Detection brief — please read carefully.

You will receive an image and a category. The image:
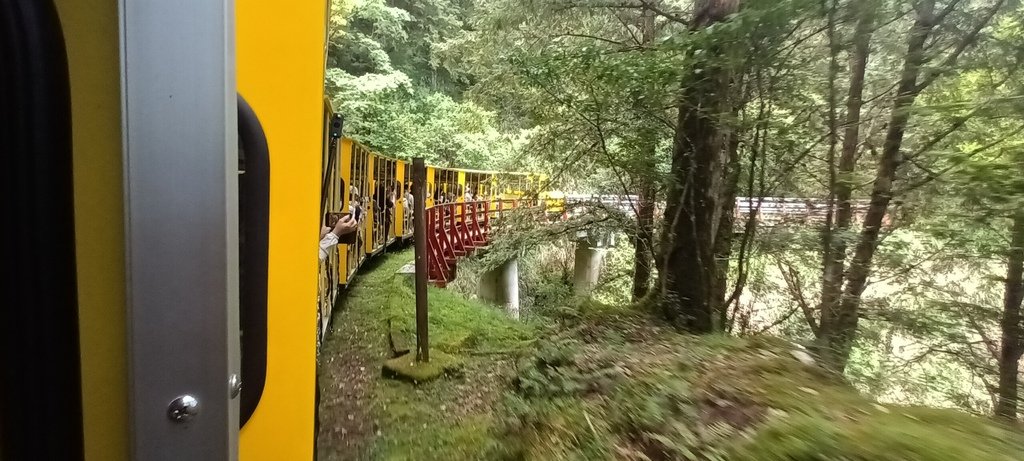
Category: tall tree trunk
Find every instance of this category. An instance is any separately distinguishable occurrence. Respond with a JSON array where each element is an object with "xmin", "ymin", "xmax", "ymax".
[
  {"xmin": 631, "ymin": 5, "xmax": 657, "ymax": 303},
  {"xmin": 996, "ymin": 212, "xmax": 1024, "ymax": 421},
  {"xmin": 633, "ymin": 180, "xmax": 656, "ymax": 301},
  {"xmin": 713, "ymin": 132, "xmax": 741, "ymax": 329},
  {"xmin": 817, "ymin": 1, "xmax": 874, "ymax": 347},
  {"xmin": 818, "ymin": 0, "xmax": 842, "ymax": 339},
  {"xmin": 819, "ymin": 0, "xmax": 841, "ymax": 313},
  {"xmin": 658, "ymin": 0, "xmax": 741, "ymax": 333},
  {"xmin": 825, "ymin": 0, "xmax": 934, "ymax": 371}
]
